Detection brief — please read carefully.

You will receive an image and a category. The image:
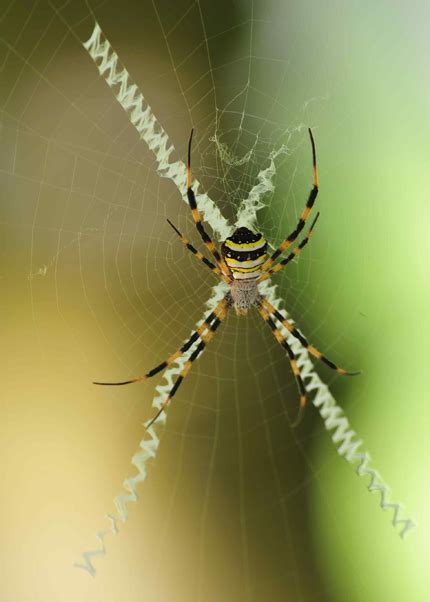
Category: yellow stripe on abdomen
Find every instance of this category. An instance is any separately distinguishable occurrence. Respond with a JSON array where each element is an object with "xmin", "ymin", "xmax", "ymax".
[
  {"xmin": 225, "ymin": 254, "xmax": 267, "ymax": 268},
  {"xmin": 228, "ymin": 264, "xmax": 263, "ymax": 273},
  {"xmin": 224, "ymin": 237, "xmax": 266, "ymax": 251}
]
